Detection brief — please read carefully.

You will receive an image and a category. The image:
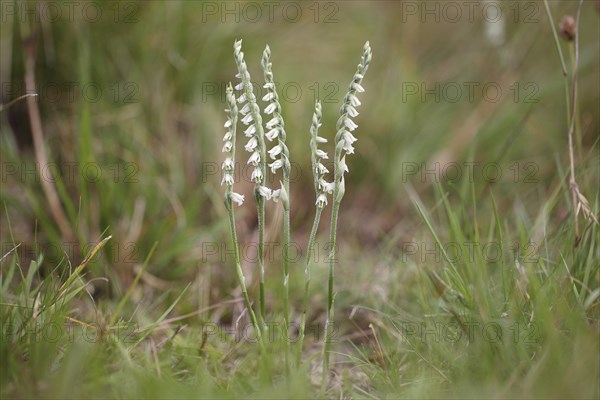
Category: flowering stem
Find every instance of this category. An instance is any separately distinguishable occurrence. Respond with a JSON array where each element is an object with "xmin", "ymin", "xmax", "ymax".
[
  {"xmin": 234, "ymin": 39, "xmax": 268, "ymax": 331},
  {"xmin": 322, "ymin": 197, "xmax": 340, "ymax": 392},
  {"xmin": 297, "ymin": 206, "xmax": 323, "ymax": 366},
  {"xmin": 321, "ymin": 41, "xmax": 371, "ymax": 391},
  {"xmin": 261, "ymin": 44, "xmax": 292, "ymax": 371},
  {"xmin": 222, "ymin": 83, "xmax": 261, "ymax": 343}
]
